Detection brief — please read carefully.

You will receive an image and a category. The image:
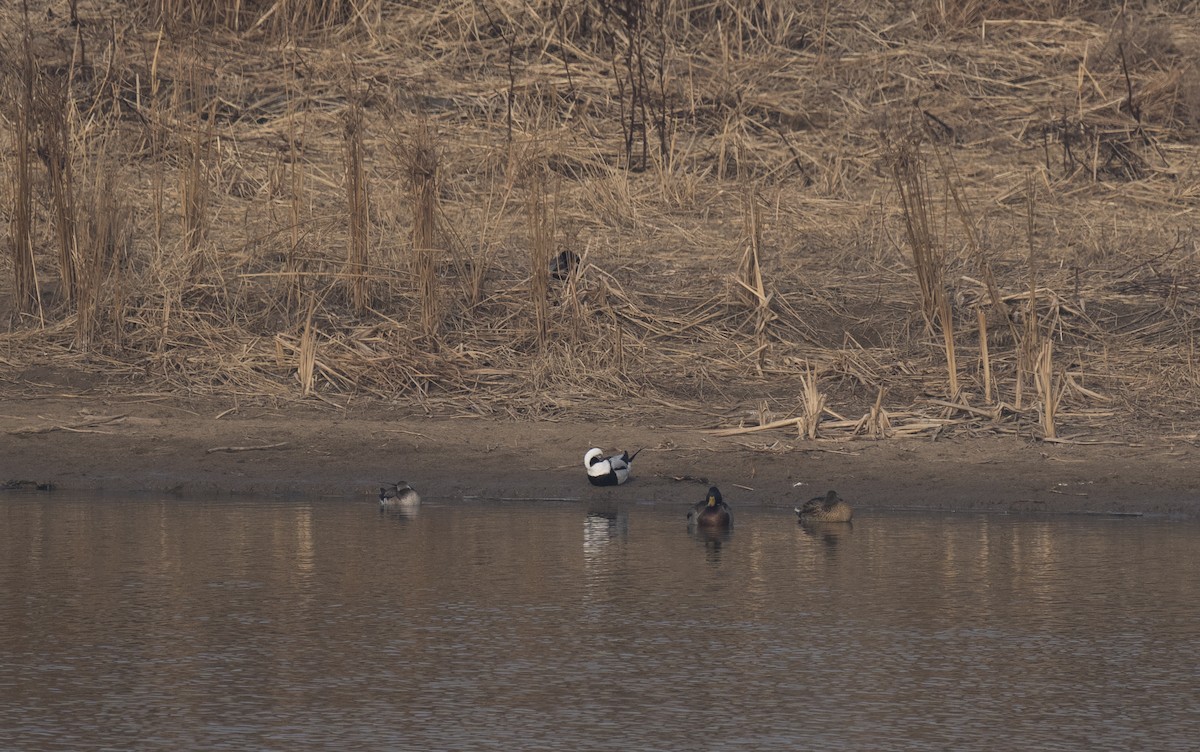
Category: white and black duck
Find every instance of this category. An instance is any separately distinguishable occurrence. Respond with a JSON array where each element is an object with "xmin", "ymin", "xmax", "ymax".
[{"xmin": 584, "ymin": 447, "xmax": 642, "ymax": 486}]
